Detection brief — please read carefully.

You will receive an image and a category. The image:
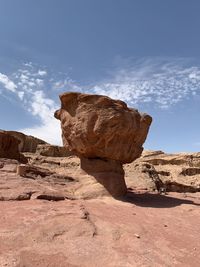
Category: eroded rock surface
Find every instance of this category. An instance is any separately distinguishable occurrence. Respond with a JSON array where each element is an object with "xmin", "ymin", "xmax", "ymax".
[
  {"xmin": 36, "ymin": 144, "xmax": 72, "ymax": 157},
  {"xmin": 0, "ymin": 130, "xmax": 47, "ymax": 153},
  {"xmin": 0, "ymin": 158, "xmax": 76, "ymax": 201},
  {"xmin": 1, "ymin": 148, "xmax": 199, "ymax": 202},
  {"xmin": 76, "ymin": 157, "xmax": 127, "ymax": 198},
  {"xmin": 0, "ymin": 132, "xmax": 27, "ymax": 163},
  {"xmin": 125, "ymin": 150, "xmax": 200, "ymax": 193},
  {"xmin": 55, "ymin": 92, "xmax": 152, "ymax": 197},
  {"xmin": 55, "ymin": 92, "xmax": 152, "ymax": 163}
]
